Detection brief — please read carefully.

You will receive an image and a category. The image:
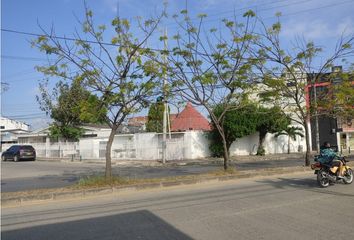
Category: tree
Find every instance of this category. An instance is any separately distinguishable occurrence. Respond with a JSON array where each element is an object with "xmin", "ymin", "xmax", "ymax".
[
  {"xmin": 36, "ymin": 78, "xmax": 105, "ymax": 140},
  {"xmin": 275, "ymin": 126, "xmax": 304, "ymax": 154},
  {"xmin": 255, "ymin": 106, "xmax": 290, "ymax": 155},
  {"xmin": 318, "ymin": 66, "xmax": 354, "ymax": 120},
  {"xmin": 255, "ymin": 14, "xmax": 354, "ymax": 165},
  {"xmin": 145, "ymin": 98, "xmax": 170, "ymax": 133},
  {"xmin": 165, "ymin": 10, "xmax": 259, "ymax": 170},
  {"xmin": 208, "ymin": 104, "xmax": 259, "ymax": 157},
  {"xmin": 208, "ymin": 104, "xmax": 289, "ymax": 157},
  {"xmin": 32, "ymin": 5, "xmax": 164, "ymax": 179}
]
